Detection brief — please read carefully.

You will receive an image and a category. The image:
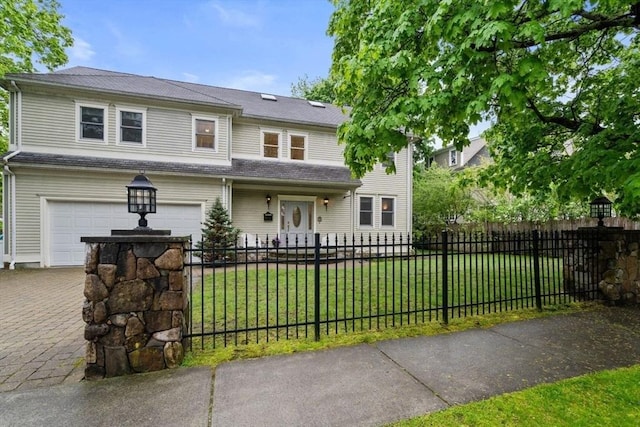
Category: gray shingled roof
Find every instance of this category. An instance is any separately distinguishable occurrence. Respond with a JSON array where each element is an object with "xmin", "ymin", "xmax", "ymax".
[
  {"xmin": 3, "ymin": 67, "xmax": 347, "ymax": 128},
  {"xmin": 3, "ymin": 152, "xmax": 361, "ymax": 189}
]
